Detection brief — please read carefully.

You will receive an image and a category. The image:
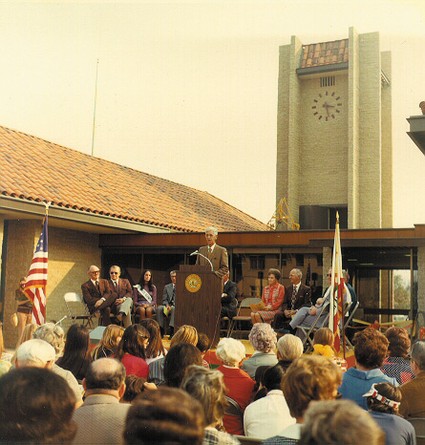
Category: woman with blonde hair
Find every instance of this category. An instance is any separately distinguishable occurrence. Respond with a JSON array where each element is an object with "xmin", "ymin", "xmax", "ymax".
[
  {"xmin": 181, "ymin": 365, "xmax": 239, "ymax": 445},
  {"xmin": 148, "ymin": 324, "xmax": 199, "ymax": 385},
  {"xmin": 92, "ymin": 324, "xmax": 125, "ymax": 360}
]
